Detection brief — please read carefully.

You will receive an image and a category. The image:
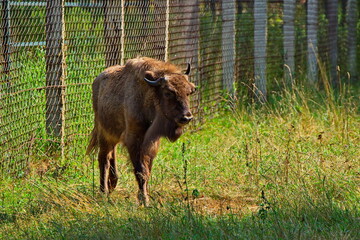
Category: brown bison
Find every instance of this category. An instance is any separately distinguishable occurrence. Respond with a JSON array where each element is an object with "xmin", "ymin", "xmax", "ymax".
[{"xmin": 86, "ymin": 57, "xmax": 196, "ymax": 206}]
